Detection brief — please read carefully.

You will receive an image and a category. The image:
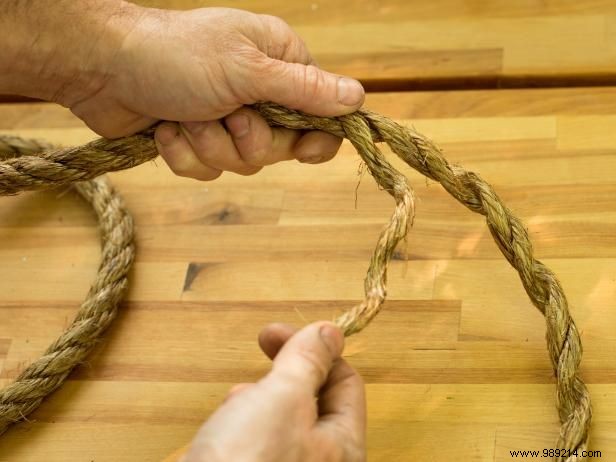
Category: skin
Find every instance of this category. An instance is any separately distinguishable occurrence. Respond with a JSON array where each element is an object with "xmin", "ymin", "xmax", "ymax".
[
  {"xmin": 181, "ymin": 322, "xmax": 366, "ymax": 462},
  {"xmin": 1, "ymin": 1, "xmax": 366, "ymax": 180},
  {"xmin": 0, "ymin": 1, "xmax": 367, "ymax": 460}
]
